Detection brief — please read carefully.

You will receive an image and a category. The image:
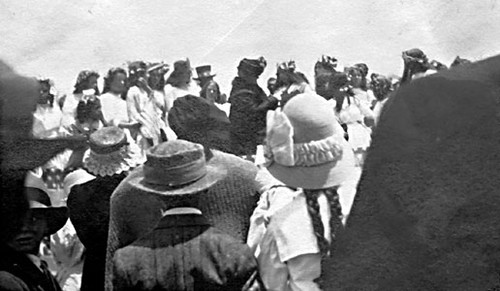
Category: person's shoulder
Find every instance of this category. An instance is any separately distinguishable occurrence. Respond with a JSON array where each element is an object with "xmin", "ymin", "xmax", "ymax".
[
  {"xmin": 0, "ymin": 271, "xmax": 29, "ymax": 291},
  {"xmin": 212, "ymin": 150, "xmax": 258, "ymax": 172}
]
